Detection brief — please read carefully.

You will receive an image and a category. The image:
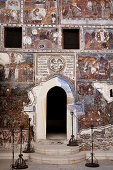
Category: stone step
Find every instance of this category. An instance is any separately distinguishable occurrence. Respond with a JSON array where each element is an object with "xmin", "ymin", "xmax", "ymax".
[
  {"xmin": 30, "ymin": 151, "xmax": 86, "ymax": 164},
  {"xmin": 0, "ymin": 152, "xmax": 29, "ymax": 160},
  {"xmin": 34, "ymin": 144, "xmax": 79, "ymax": 156},
  {"xmin": 36, "ymin": 139, "xmax": 68, "ymax": 145}
]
